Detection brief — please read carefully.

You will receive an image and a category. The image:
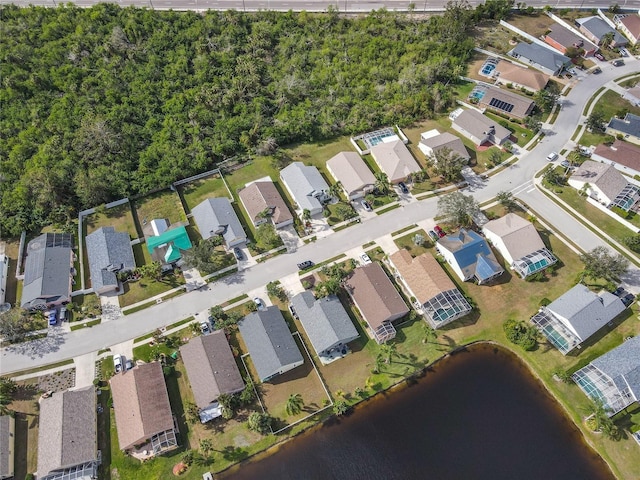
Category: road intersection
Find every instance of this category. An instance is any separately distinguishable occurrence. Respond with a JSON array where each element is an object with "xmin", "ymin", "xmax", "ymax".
[{"xmin": 1, "ymin": 53, "xmax": 639, "ymax": 375}]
